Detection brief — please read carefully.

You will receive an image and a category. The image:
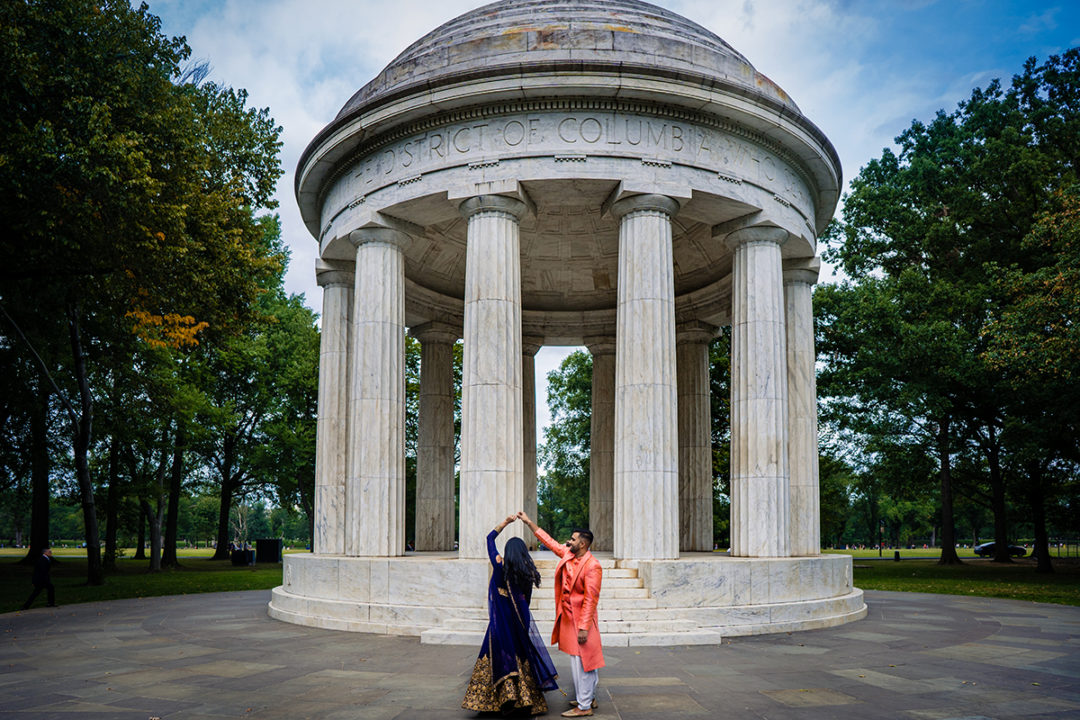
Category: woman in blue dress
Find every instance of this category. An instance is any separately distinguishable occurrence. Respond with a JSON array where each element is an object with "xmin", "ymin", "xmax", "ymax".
[{"xmin": 462, "ymin": 515, "xmax": 559, "ymax": 715}]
